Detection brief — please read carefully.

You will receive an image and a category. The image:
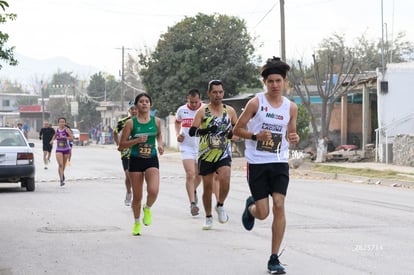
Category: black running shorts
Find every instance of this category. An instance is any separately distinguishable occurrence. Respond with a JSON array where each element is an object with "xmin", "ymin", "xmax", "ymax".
[
  {"xmin": 247, "ymin": 162, "xmax": 289, "ymax": 199},
  {"xmin": 198, "ymin": 157, "xmax": 232, "ymax": 176},
  {"xmin": 129, "ymin": 156, "xmax": 159, "ymax": 172},
  {"xmin": 121, "ymin": 156, "xmax": 129, "ymax": 171}
]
